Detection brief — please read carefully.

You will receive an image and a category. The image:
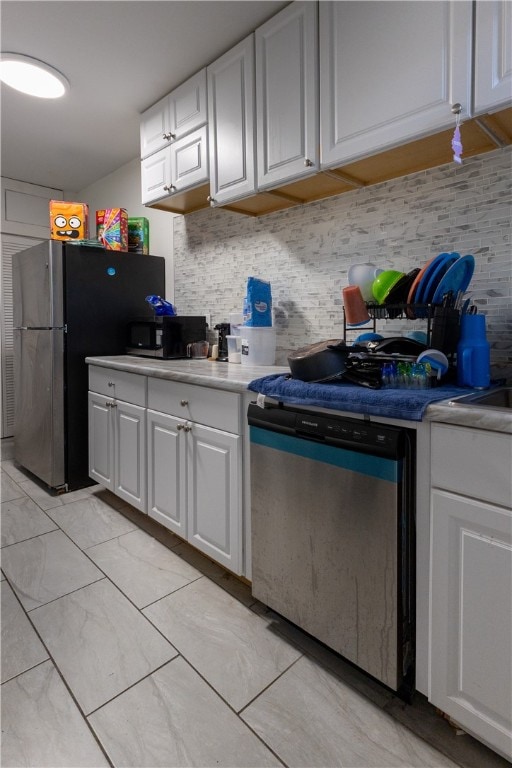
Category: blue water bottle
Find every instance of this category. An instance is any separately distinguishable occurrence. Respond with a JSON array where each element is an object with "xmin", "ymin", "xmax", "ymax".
[{"xmin": 457, "ymin": 313, "xmax": 490, "ymax": 389}]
